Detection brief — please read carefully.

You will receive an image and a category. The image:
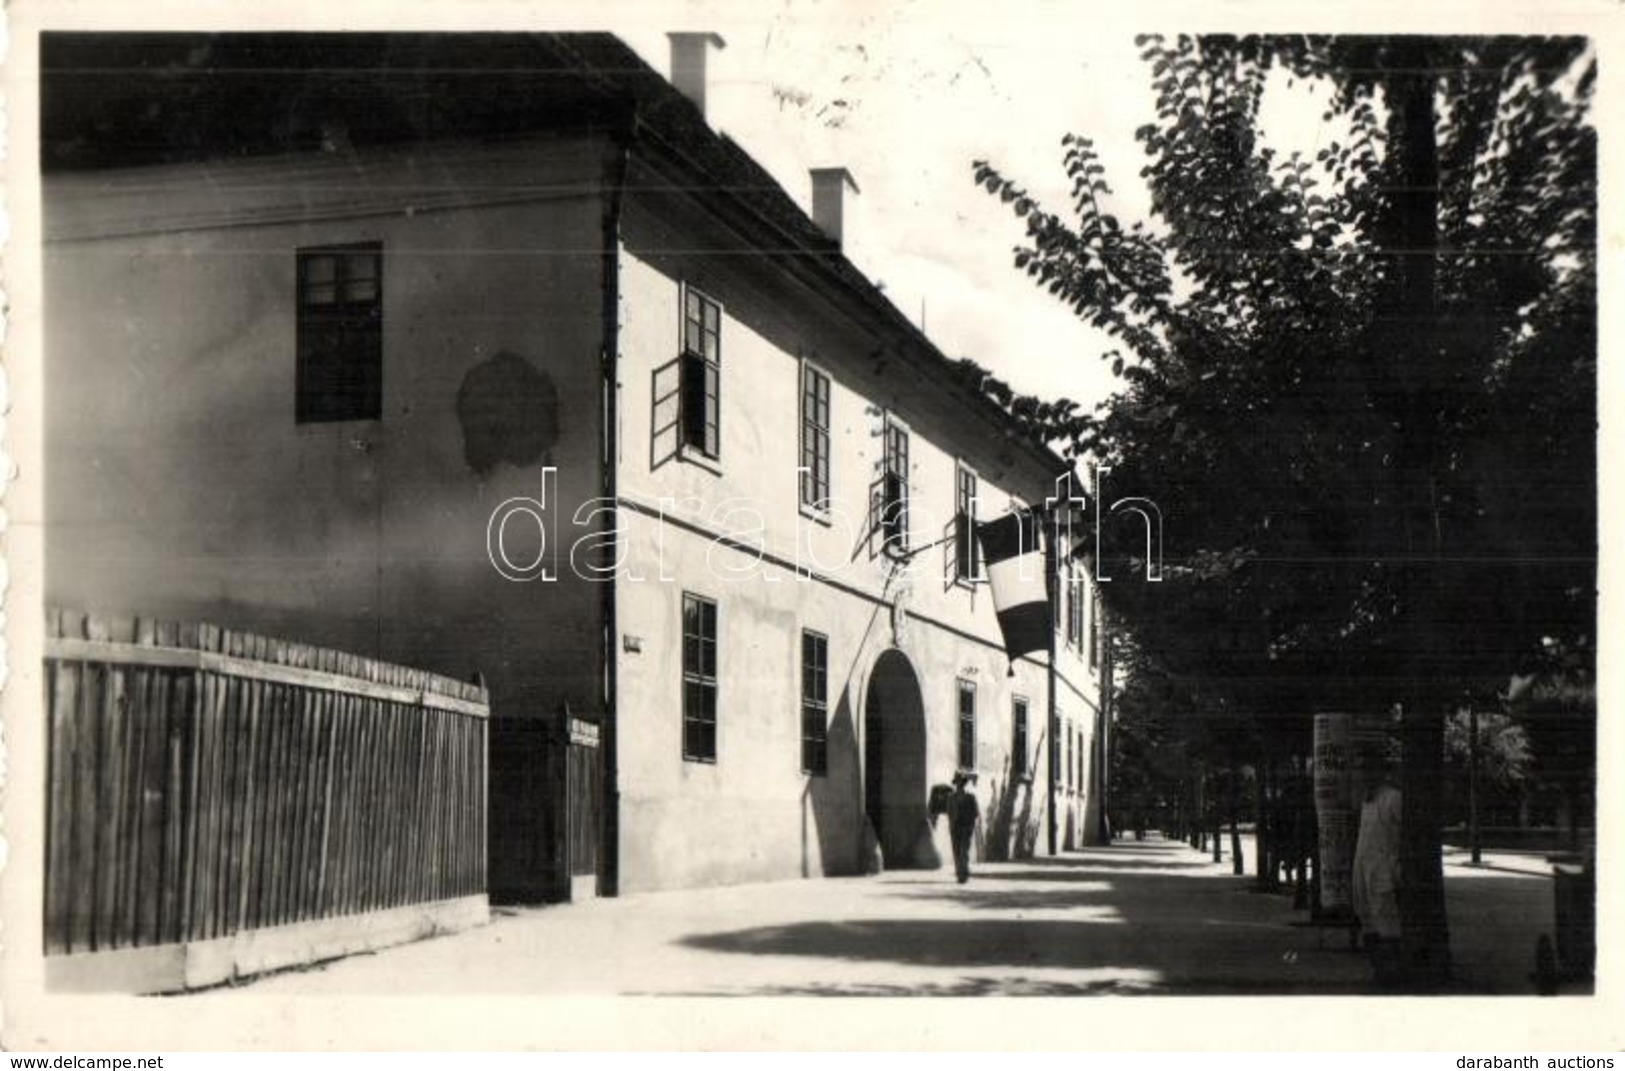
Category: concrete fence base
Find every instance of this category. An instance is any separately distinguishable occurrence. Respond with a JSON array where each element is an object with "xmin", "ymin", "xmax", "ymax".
[{"xmin": 46, "ymin": 895, "xmax": 489, "ymax": 994}]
